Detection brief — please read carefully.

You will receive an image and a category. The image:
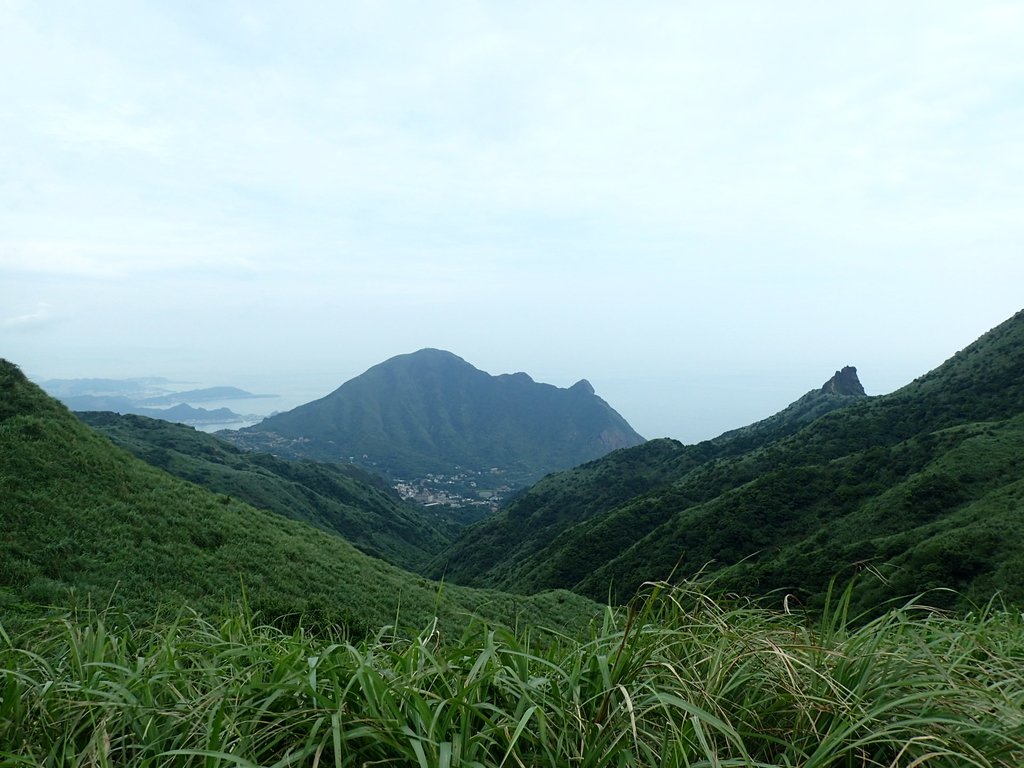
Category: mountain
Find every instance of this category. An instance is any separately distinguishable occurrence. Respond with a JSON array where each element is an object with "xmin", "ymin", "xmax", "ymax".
[
  {"xmin": 430, "ymin": 364, "xmax": 870, "ymax": 589},
  {"xmin": 77, "ymin": 411, "xmax": 457, "ymax": 571},
  {"xmin": 57, "ymin": 395, "xmax": 251, "ymax": 425},
  {"xmin": 0, "ymin": 360, "xmax": 597, "ymax": 636},
  {"xmin": 706, "ymin": 365, "xmax": 869, "ymax": 447},
  {"xmin": 432, "ymin": 310, "xmax": 1024, "ymax": 613},
  {"xmin": 39, "ymin": 376, "xmax": 173, "ymax": 399},
  {"xmin": 139, "ymin": 386, "xmax": 275, "ymax": 404},
  {"xmin": 221, "ymin": 349, "xmax": 645, "ymax": 487},
  {"xmin": 40, "ymin": 378, "xmax": 273, "ymax": 428}
]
